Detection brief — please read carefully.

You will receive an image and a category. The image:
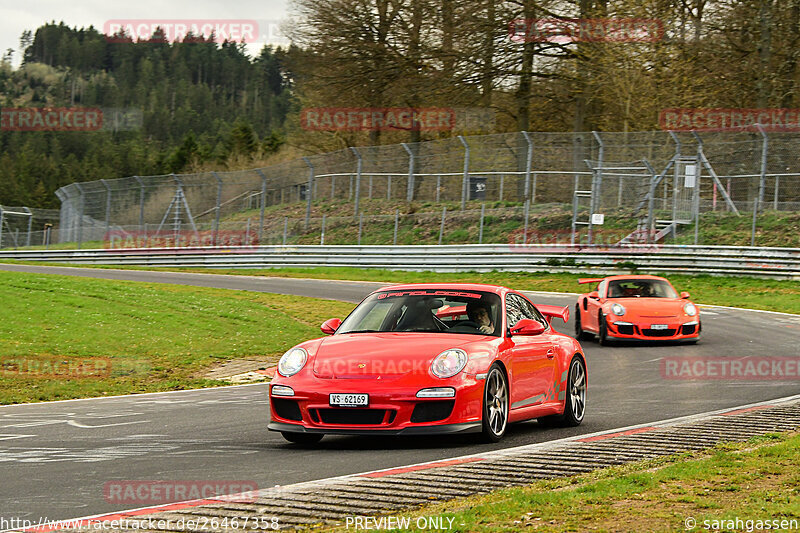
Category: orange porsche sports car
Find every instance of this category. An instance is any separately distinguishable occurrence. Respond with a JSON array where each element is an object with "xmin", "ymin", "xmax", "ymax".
[{"xmin": 574, "ymin": 275, "xmax": 700, "ymax": 345}]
